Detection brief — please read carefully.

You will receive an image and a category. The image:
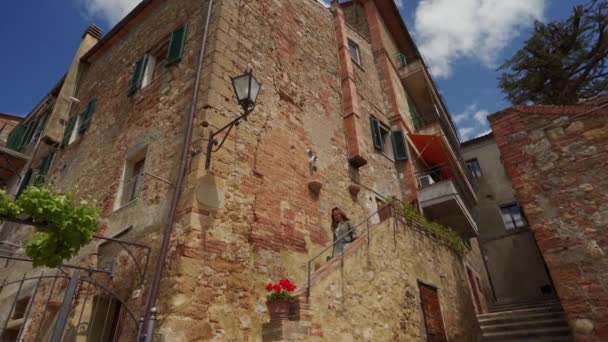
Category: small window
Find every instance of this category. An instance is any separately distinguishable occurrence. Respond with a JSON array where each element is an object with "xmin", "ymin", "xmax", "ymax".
[
  {"xmin": 126, "ymin": 158, "xmax": 145, "ymax": 204},
  {"xmin": 466, "ymin": 159, "xmax": 482, "ymax": 178},
  {"xmin": 141, "ymin": 41, "xmax": 169, "ymax": 89},
  {"xmin": 369, "ymin": 116, "xmax": 394, "ymax": 158},
  {"xmin": 376, "ymin": 198, "xmax": 392, "ymax": 222},
  {"xmin": 499, "ymin": 203, "xmax": 527, "ymax": 230},
  {"xmin": 12, "ymin": 297, "xmax": 30, "ymax": 320},
  {"xmin": 348, "ymin": 39, "xmax": 361, "ymax": 66}
]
